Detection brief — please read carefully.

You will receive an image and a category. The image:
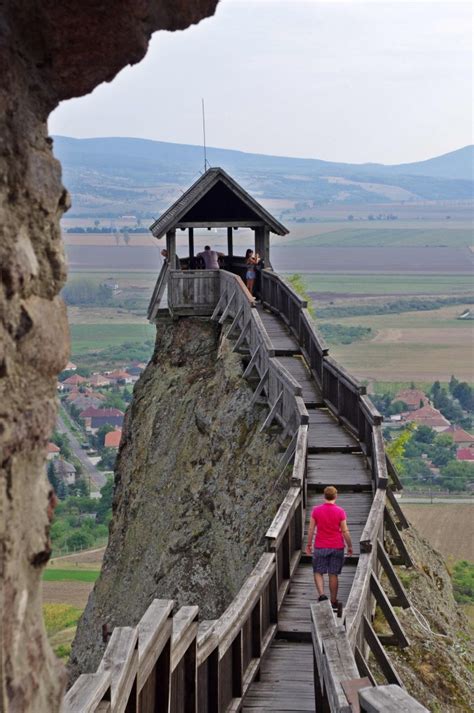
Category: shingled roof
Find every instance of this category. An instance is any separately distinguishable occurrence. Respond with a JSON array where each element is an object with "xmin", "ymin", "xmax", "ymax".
[{"xmin": 149, "ymin": 167, "xmax": 288, "ymax": 239}]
